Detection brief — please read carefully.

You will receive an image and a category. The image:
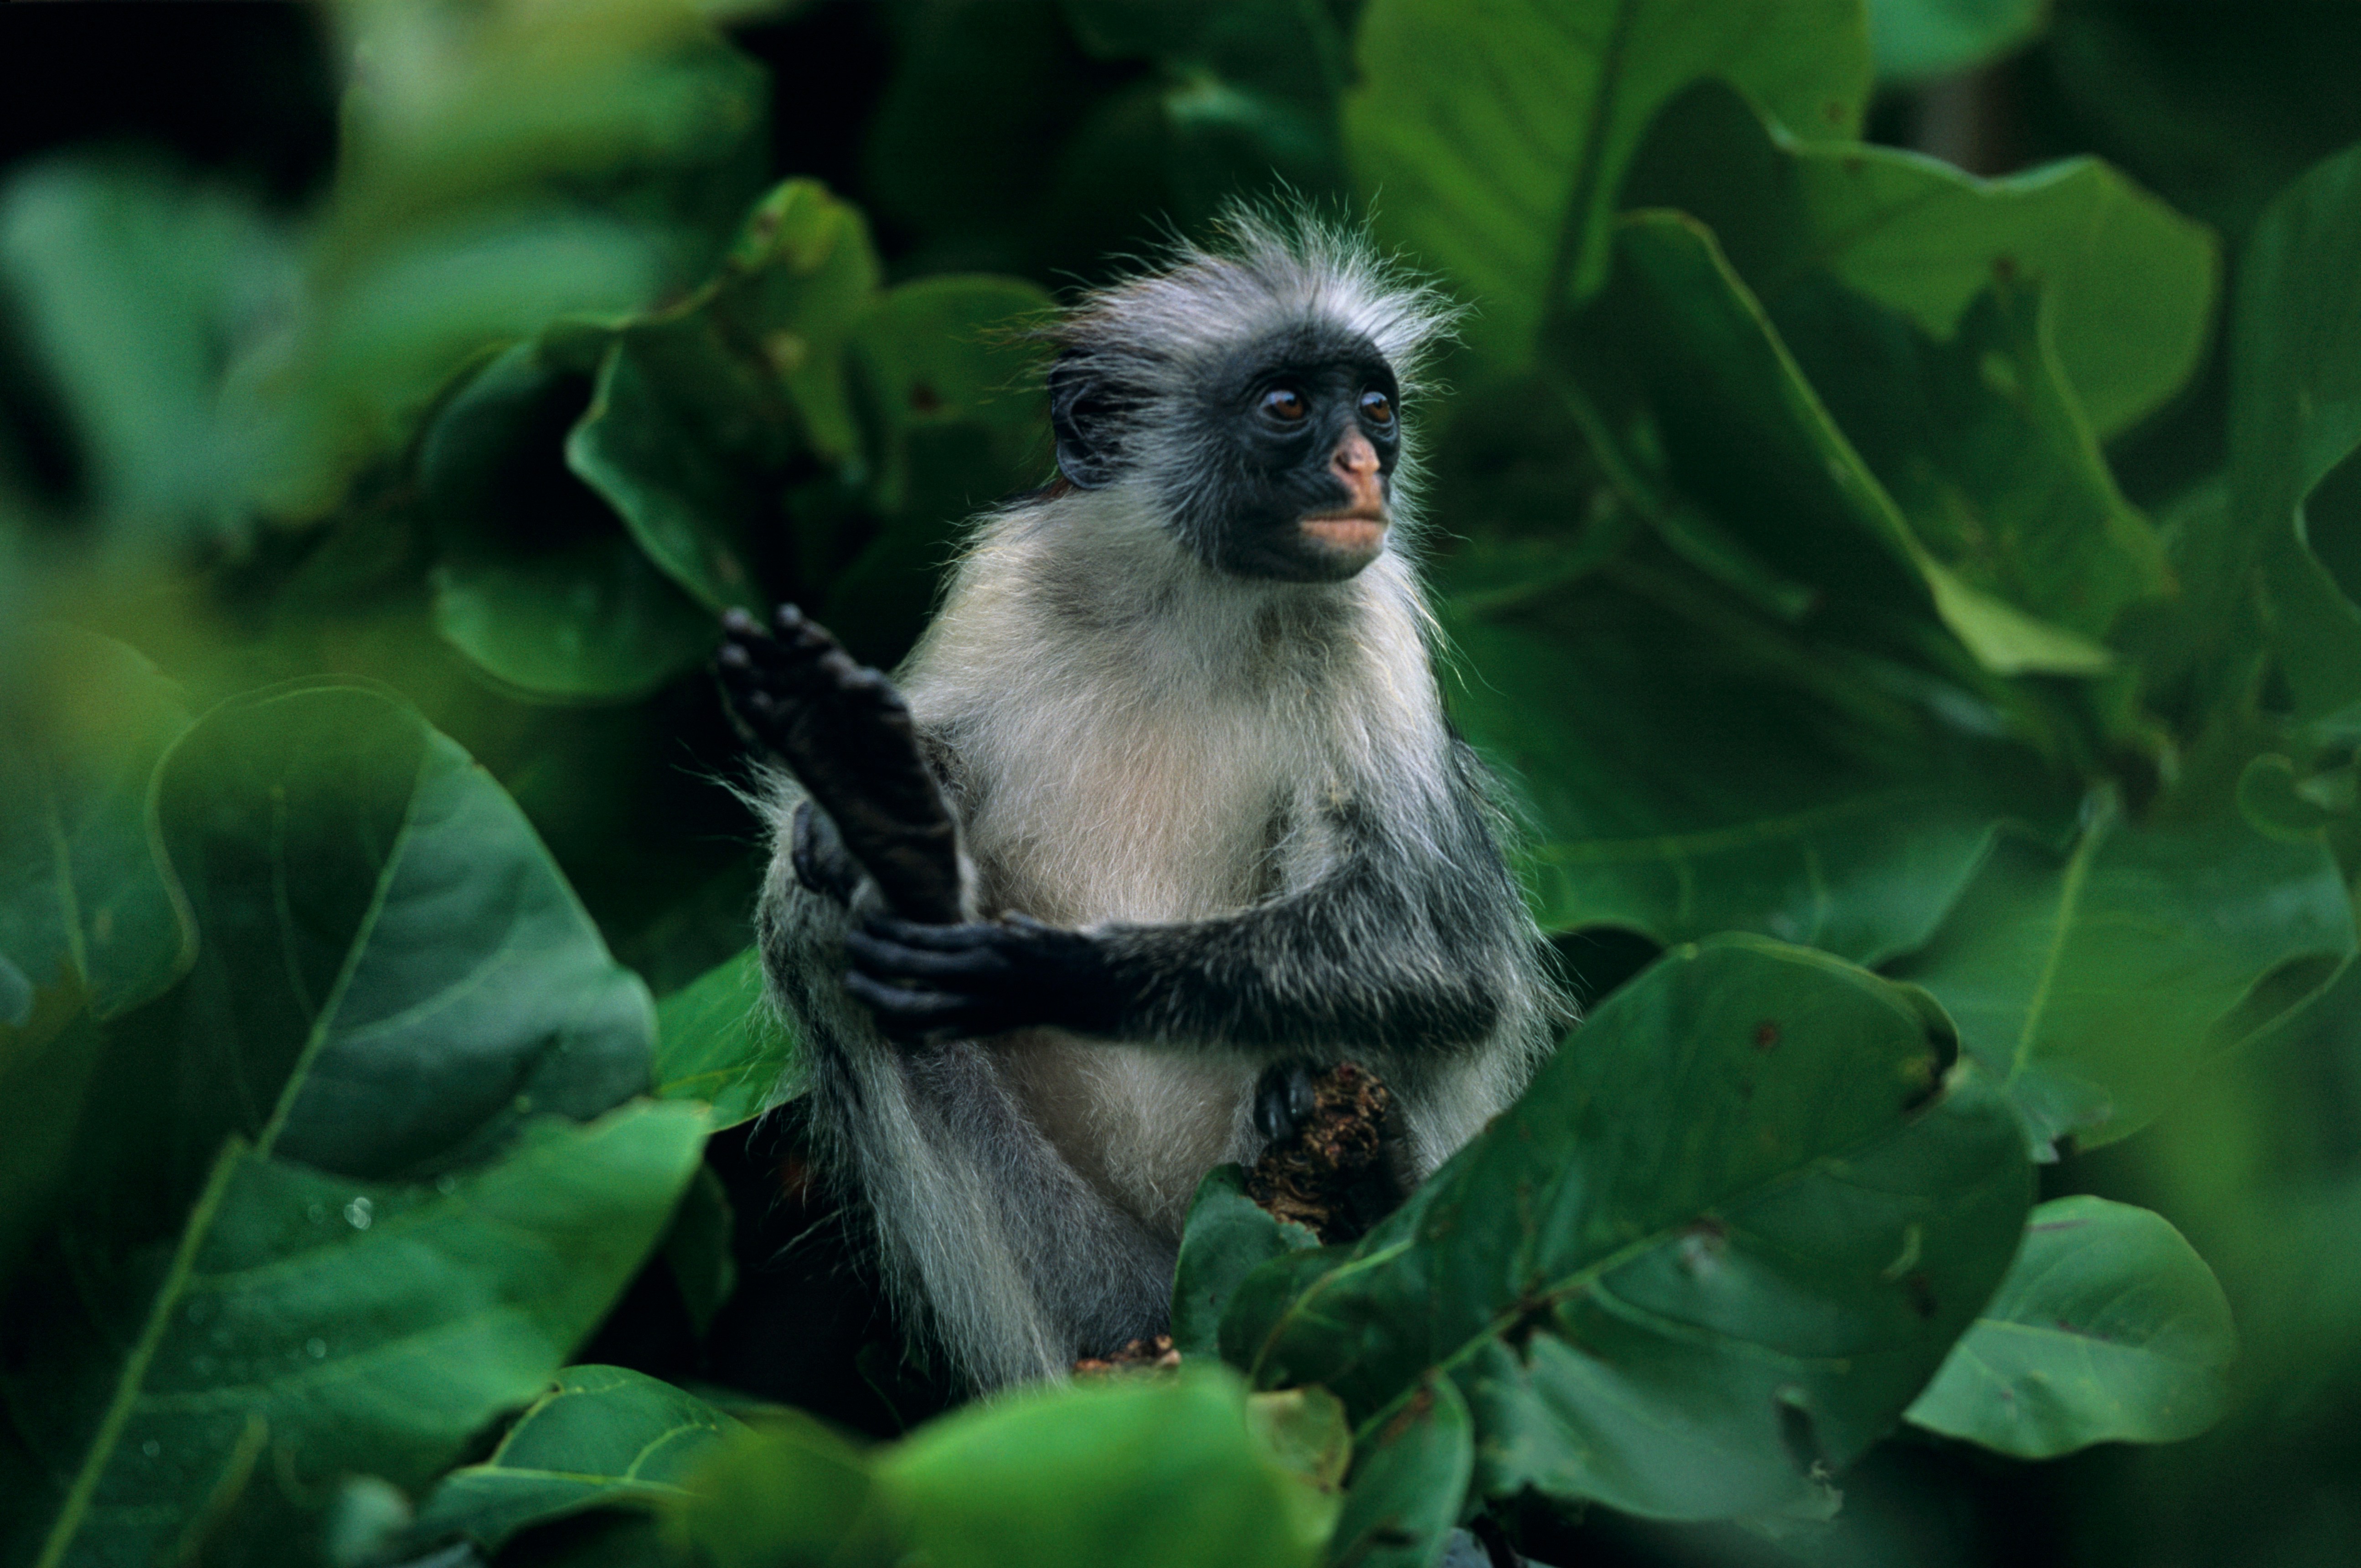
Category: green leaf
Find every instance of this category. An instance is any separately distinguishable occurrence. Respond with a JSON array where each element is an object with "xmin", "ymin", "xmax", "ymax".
[
  {"xmin": 1905, "ymin": 1196, "xmax": 2236, "ymax": 1457},
  {"xmin": 661, "ymin": 1164, "xmax": 737, "ymax": 1338},
  {"xmin": 0, "ymin": 162, "xmax": 289, "ymax": 546},
  {"xmin": 881, "ymin": 1368, "xmax": 1340, "ymax": 1568},
  {"xmin": 1890, "ymin": 800, "xmax": 2358, "ymax": 1158},
  {"xmin": 1324, "ymin": 1377, "xmax": 1472, "ymax": 1568},
  {"xmin": 1232, "ymin": 936, "xmax": 2031, "ymax": 1522},
  {"xmin": 1565, "ymin": 207, "xmax": 2127, "ymax": 676},
  {"xmin": 1171, "ymin": 1165, "xmax": 1319, "ymax": 1360},
  {"xmin": 1442, "ymin": 581, "xmax": 2017, "ymax": 964},
  {"xmin": 1622, "ymin": 78, "xmax": 2219, "ymax": 441},
  {"xmin": 411, "ymin": 1365, "xmax": 743, "ymax": 1550},
  {"xmin": 1867, "ymin": 0, "xmax": 2048, "ymax": 85},
  {"xmin": 1342, "ymin": 0, "xmax": 1871, "ymax": 372},
  {"xmin": 670, "ymin": 1408, "xmax": 881, "ymax": 1568},
  {"xmin": 653, "ymin": 946, "xmax": 804, "ymax": 1129},
  {"xmin": 2227, "ymin": 146, "xmax": 2361, "ymax": 723},
  {"xmin": 140, "ymin": 681, "xmax": 658, "ymax": 1182},
  {"xmin": 423, "ymin": 341, "xmax": 717, "ymax": 704},
  {"xmin": 19, "ymin": 1103, "xmax": 706, "ymax": 1568},
  {"xmin": 0, "ymin": 629, "xmax": 194, "ymax": 1026}
]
